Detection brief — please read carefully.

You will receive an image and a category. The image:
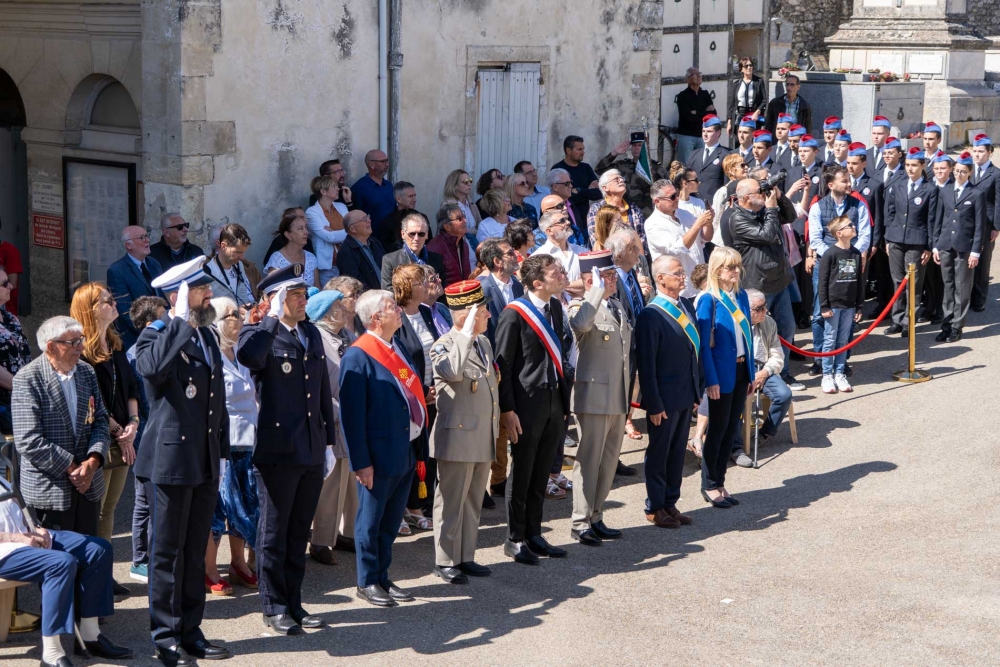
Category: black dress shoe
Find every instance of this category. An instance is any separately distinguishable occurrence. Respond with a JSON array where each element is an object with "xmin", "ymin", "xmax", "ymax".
[
  {"xmin": 591, "ymin": 520, "xmax": 623, "ymax": 540},
  {"xmin": 433, "ymin": 565, "xmax": 469, "ymax": 584},
  {"xmin": 916, "ymin": 313, "xmax": 930, "ymax": 323},
  {"xmin": 182, "ymin": 639, "xmax": 230, "ymax": 660},
  {"xmin": 356, "ymin": 584, "xmax": 396, "ymax": 607},
  {"xmin": 527, "ymin": 536, "xmax": 568, "ymax": 558},
  {"xmin": 901, "ymin": 327, "xmax": 908, "ymax": 338},
  {"xmin": 701, "ymin": 489, "xmax": 731, "ymax": 508},
  {"xmin": 41, "ymin": 658, "xmax": 74, "ymax": 667},
  {"xmin": 723, "ymin": 495, "xmax": 740, "ymax": 506},
  {"xmin": 334, "ymin": 536, "xmax": 356, "ymax": 553},
  {"xmin": 788, "ymin": 349, "xmax": 807, "ymax": 361},
  {"xmin": 308, "ymin": 544, "xmax": 337, "ymax": 566},
  {"xmin": 482, "ymin": 491, "xmax": 496, "ymax": 509},
  {"xmin": 503, "ymin": 539, "xmax": 539, "ymax": 565},
  {"xmin": 972, "ymin": 304, "xmax": 986, "ymax": 312},
  {"xmin": 112, "ymin": 580, "xmax": 130, "ymax": 597},
  {"xmin": 262, "ymin": 614, "xmax": 302, "ymax": 635},
  {"xmin": 947, "ymin": 331, "xmax": 963, "ymax": 343},
  {"xmin": 615, "ymin": 461, "xmax": 637, "ymax": 476},
  {"xmin": 570, "ymin": 528, "xmax": 602, "ymax": 546},
  {"xmin": 290, "ymin": 609, "xmax": 324, "ymax": 628},
  {"xmin": 75, "ymin": 634, "xmax": 133, "ymax": 660},
  {"xmin": 155, "ymin": 646, "xmax": 195, "ymax": 667},
  {"xmin": 457, "ymin": 561, "xmax": 491, "ymax": 577},
  {"xmin": 490, "ymin": 479, "xmax": 507, "ymax": 497},
  {"xmin": 382, "ymin": 582, "xmax": 415, "ymax": 602},
  {"xmin": 885, "ymin": 323, "xmax": 903, "ymax": 335},
  {"xmin": 807, "ymin": 362, "xmax": 822, "ymax": 376},
  {"xmin": 934, "ymin": 330, "xmax": 950, "ymax": 342}
]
